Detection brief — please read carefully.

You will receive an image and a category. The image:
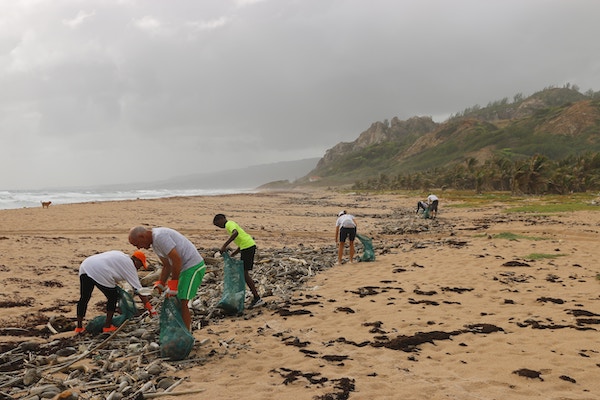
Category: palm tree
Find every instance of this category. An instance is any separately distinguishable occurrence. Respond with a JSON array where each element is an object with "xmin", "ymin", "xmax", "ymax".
[{"xmin": 525, "ymin": 154, "xmax": 548, "ymax": 194}]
